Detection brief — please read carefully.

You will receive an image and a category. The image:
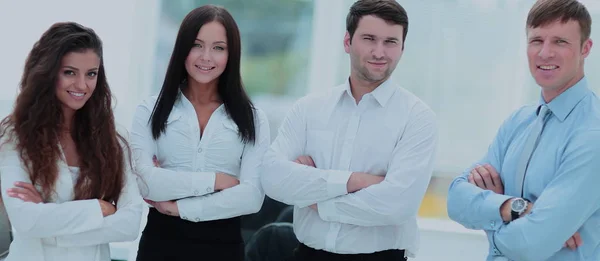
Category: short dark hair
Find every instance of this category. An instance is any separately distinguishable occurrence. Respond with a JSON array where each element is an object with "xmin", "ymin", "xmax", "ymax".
[
  {"xmin": 527, "ymin": 0, "xmax": 592, "ymax": 44},
  {"xmin": 346, "ymin": 0, "xmax": 408, "ymax": 46}
]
